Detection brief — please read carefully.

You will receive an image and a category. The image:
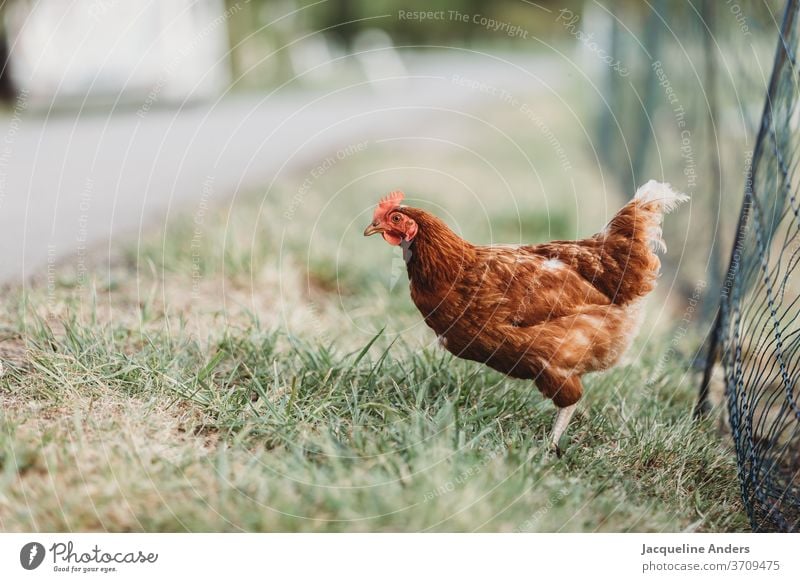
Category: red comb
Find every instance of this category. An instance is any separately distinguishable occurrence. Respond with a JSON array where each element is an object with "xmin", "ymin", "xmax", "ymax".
[{"xmin": 373, "ymin": 190, "xmax": 404, "ymax": 221}]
